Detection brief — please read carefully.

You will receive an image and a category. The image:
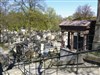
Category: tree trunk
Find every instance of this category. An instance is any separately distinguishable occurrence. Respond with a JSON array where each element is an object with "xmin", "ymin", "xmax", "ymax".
[{"xmin": 92, "ymin": 0, "xmax": 100, "ymax": 50}]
